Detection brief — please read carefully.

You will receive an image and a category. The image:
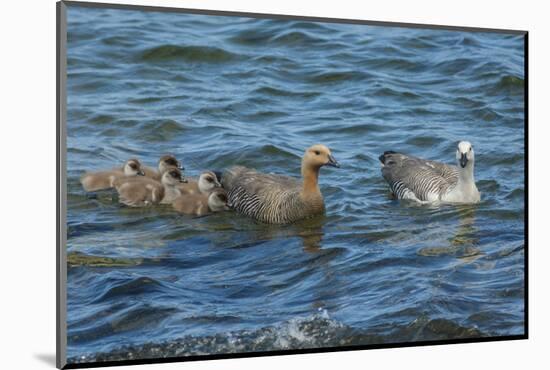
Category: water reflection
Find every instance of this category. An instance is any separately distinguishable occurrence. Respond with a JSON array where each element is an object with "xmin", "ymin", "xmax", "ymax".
[
  {"xmin": 293, "ymin": 216, "xmax": 326, "ymax": 252},
  {"xmin": 417, "ymin": 205, "xmax": 481, "ymax": 260}
]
